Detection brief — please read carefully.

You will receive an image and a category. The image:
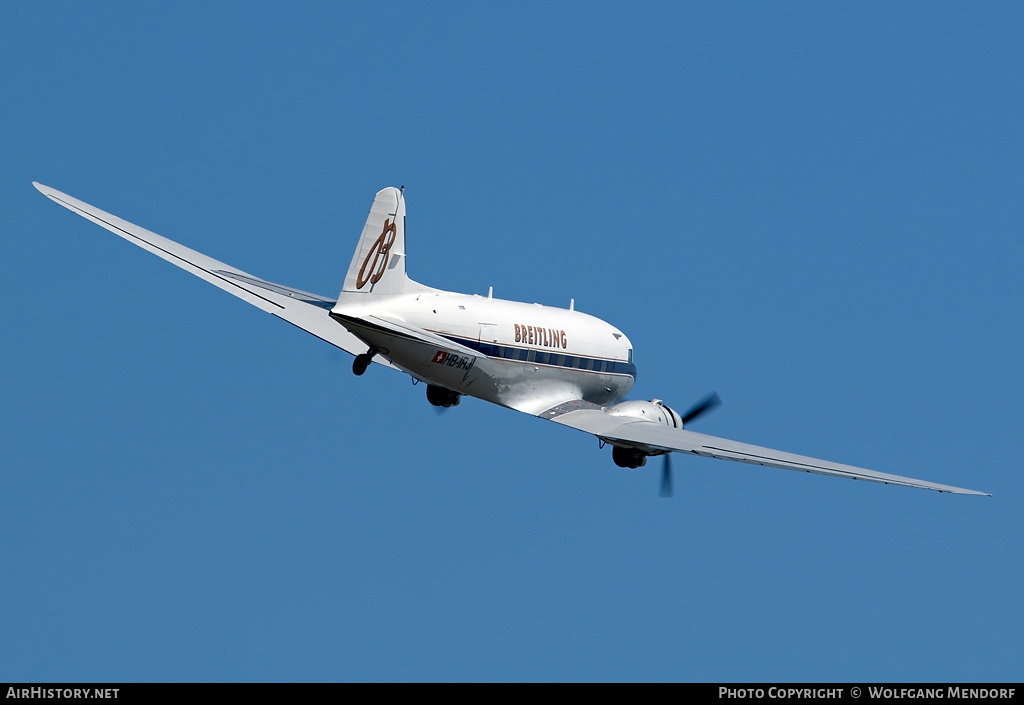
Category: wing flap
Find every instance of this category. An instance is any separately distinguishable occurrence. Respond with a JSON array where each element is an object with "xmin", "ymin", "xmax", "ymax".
[
  {"xmin": 34, "ymin": 182, "xmax": 398, "ymax": 370},
  {"xmin": 548, "ymin": 407, "xmax": 989, "ymax": 495}
]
